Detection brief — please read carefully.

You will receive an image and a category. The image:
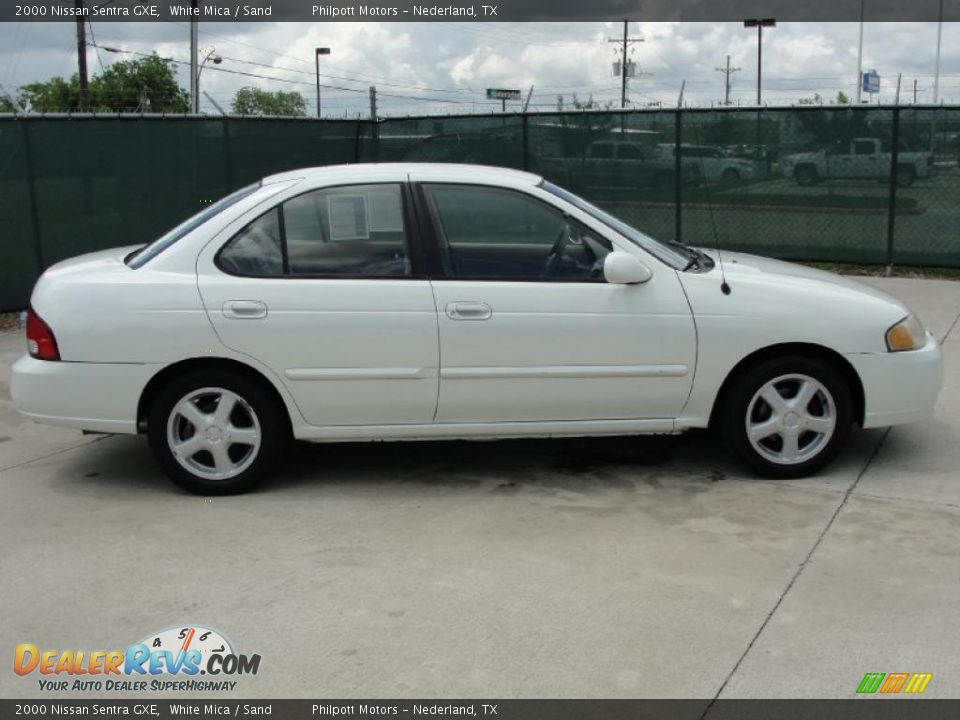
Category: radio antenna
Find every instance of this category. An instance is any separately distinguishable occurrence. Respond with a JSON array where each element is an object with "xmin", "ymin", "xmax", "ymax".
[{"xmin": 689, "ymin": 114, "xmax": 731, "ymax": 295}]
